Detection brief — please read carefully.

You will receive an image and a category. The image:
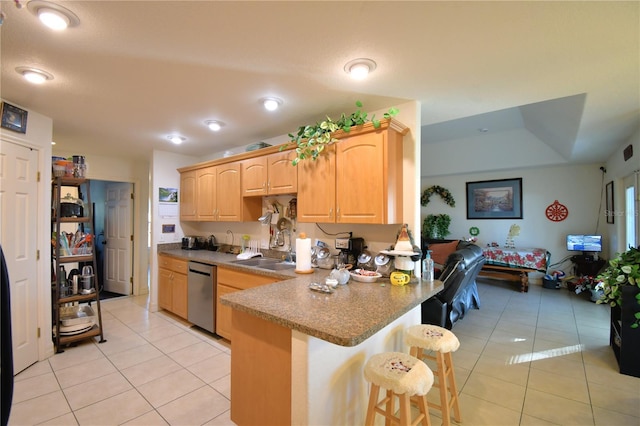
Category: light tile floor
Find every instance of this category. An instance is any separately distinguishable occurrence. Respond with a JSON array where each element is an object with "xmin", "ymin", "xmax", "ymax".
[{"xmin": 9, "ymin": 278, "xmax": 640, "ymax": 425}]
